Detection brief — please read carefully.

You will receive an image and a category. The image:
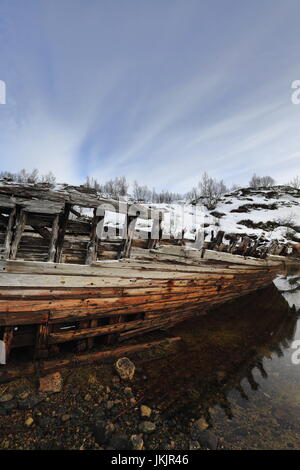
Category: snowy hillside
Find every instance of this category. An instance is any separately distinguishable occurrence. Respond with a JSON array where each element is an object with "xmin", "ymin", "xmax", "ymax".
[{"xmin": 149, "ymin": 186, "xmax": 300, "ymax": 245}]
